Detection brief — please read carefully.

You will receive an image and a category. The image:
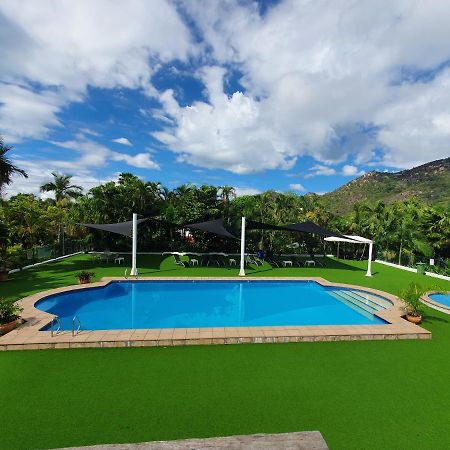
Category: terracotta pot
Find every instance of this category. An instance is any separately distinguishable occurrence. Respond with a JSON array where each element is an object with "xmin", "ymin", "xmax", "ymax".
[
  {"xmin": 78, "ymin": 279, "xmax": 91, "ymax": 284},
  {"xmin": 406, "ymin": 314, "xmax": 422, "ymax": 324},
  {"xmin": 0, "ymin": 319, "xmax": 18, "ymax": 335}
]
